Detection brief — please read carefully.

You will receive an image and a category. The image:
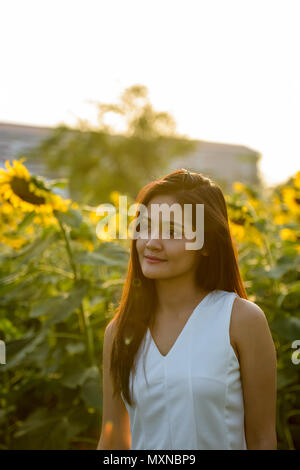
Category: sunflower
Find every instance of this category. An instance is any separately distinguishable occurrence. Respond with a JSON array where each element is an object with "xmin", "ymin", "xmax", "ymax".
[
  {"xmin": 229, "ymin": 219, "xmax": 246, "ymax": 243},
  {"xmin": 294, "ymin": 171, "xmax": 300, "ymax": 190},
  {"xmin": 280, "ymin": 228, "xmax": 299, "ymax": 242},
  {"xmin": 0, "ymin": 199, "xmax": 27, "ymax": 248},
  {"xmin": 281, "ymin": 186, "xmax": 300, "ymax": 215},
  {"xmin": 0, "ymin": 158, "xmax": 72, "ymax": 223}
]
